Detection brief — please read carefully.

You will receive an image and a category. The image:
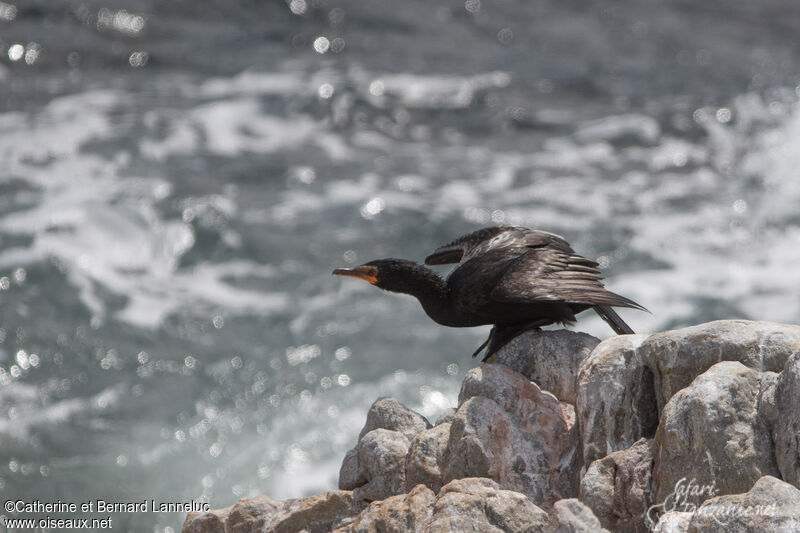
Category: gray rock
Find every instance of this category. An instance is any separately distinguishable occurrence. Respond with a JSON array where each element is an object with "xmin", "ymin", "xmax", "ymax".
[
  {"xmin": 547, "ymin": 498, "xmax": 610, "ymax": 533},
  {"xmin": 490, "ymin": 329, "xmax": 601, "ymax": 403},
  {"xmin": 579, "ymin": 438, "xmax": 653, "ymax": 533},
  {"xmin": 576, "ymin": 334, "xmax": 655, "ymax": 466},
  {"xmin": 184, "ymin": 502, "xmax": 233, "ymax": 533},
  {"xmin": 653, "ymin": 511, "xmax": 692, "ymax": 532},
  {"xmin": 686, "ymin": 476, "xmax": 800, "ymax": 532},
  {"xmin": 358, "ymin": 396, "xmax": 432, "ymax": 441},
  {"xmin": 332, "ymin": 484, "xmax": 435, "ymax": 533},
  {"xmin": 771, "ymin": 351, "xmax": 800, "ymax": 488},
  {"xmin": 434, "ymin": 407, "xmax": 456, "ymax": 426},
  {"xmin": 577, "ymin": 320, "xmax": 800, "ymax": 465},
  {"xmin": 639, "ymin": 320, "xmax": 797, "ymax": 410},
  {"xmin": 428, "ymin": 477, "xmax": 551, "ymax": 533},
  {"xmin": 339, "ymin": 447, "xmax": 365, "ymax": 491},
  {"xmin": 351, "ymin": 429, "xmax": 411, "ymax": 503},
  {"xmin": 652, "ymin": 361, "xmax": 780, "ymax": 506},
  {"xmin": 186, "ymin": 320, "xmax": 800, "ymax": 533},
  {"xmin": 445, "ymin": 364, "xmax": 579, "ymax": 505},
  {"xmin": 183, "ymin": 491, "xmax": 358, "ymax": 533},
  {"xmin": 434, "ymin": 408, "xmax": 456, "ymax": 426},
  {"xmin": 333, "ymin": 477, "xmax": 550, "ymax": 533},
  {"xmin": 340, "ymin": 397, "xmax": 431, "ymax": 497},
  {"xmin": 406, "ymin": 423, "xmax": 451, "ymax": 493}
]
